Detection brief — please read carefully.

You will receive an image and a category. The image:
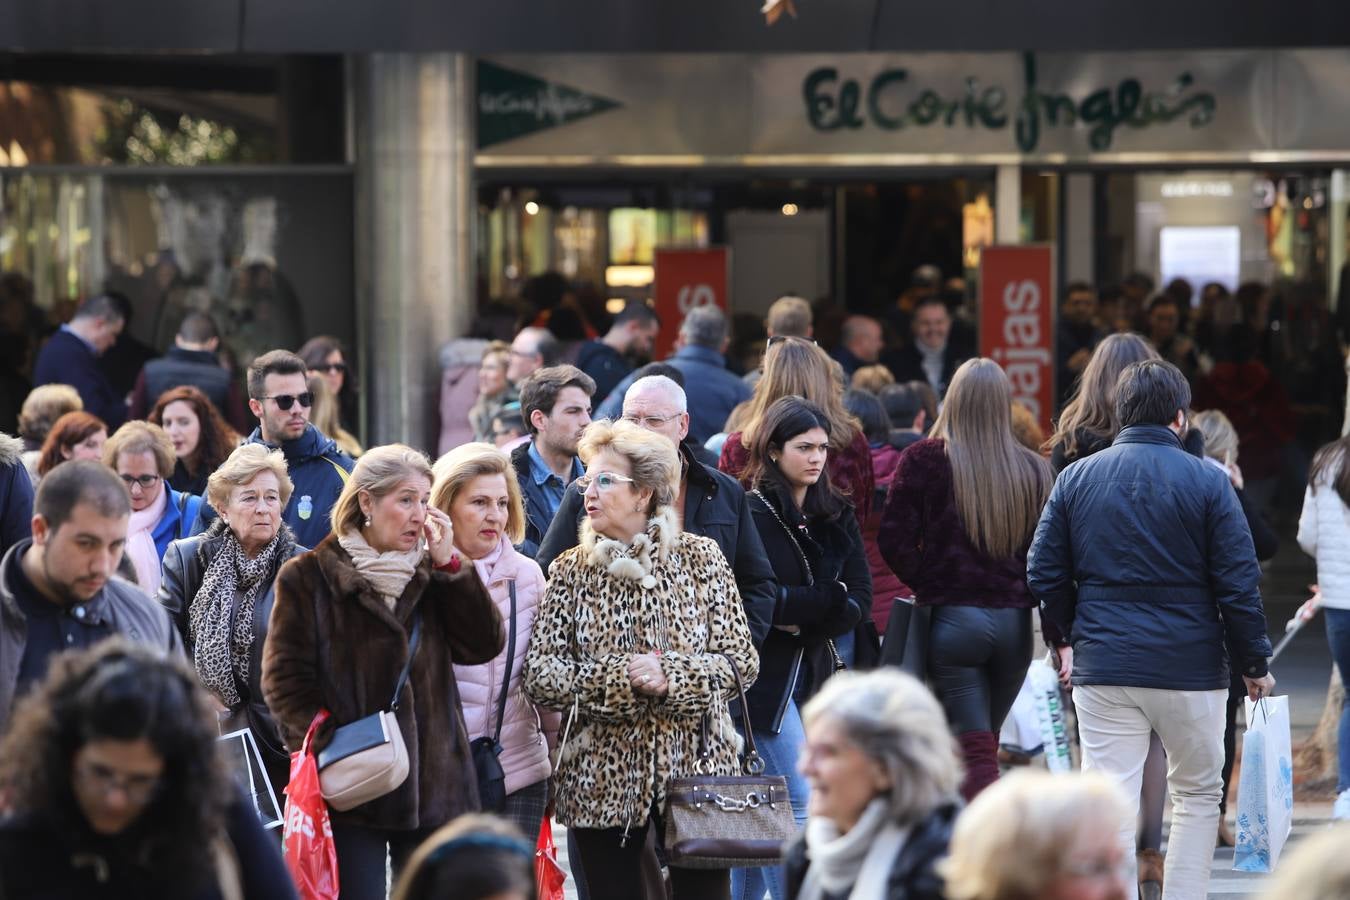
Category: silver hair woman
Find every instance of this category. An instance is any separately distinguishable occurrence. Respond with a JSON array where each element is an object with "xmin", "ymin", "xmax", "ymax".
[{"xmin": 785, "ymin": 668, "xmax": 963, "ymax": 900}]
